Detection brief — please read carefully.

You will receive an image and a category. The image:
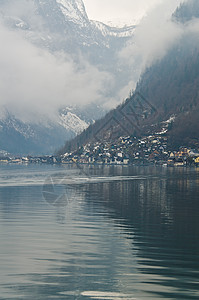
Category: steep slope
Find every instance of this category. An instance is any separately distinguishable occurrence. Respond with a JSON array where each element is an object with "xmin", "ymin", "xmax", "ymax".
[
  {"xmin": 136, "ymin": 0, "xmax": 199, "ymax": 148},
  {"xmin": 136, "ymin": 38, "xmax": 199, "ymax": 148}
]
